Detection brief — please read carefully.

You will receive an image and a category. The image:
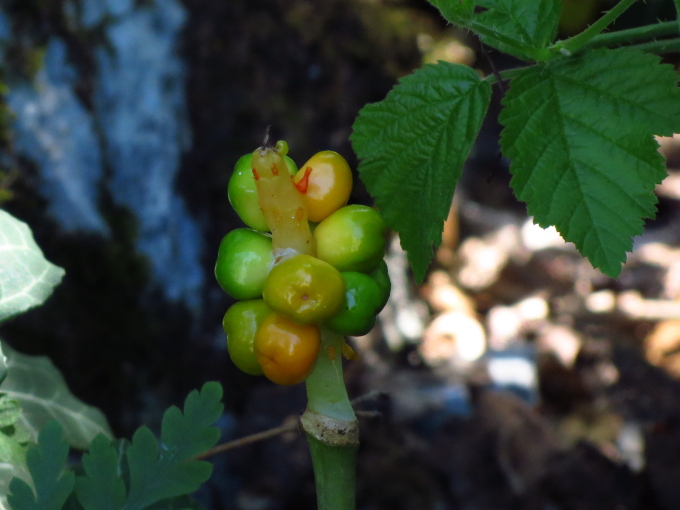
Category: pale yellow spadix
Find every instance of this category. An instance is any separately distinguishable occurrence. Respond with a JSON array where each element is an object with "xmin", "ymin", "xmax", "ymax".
[{"xmin": 251, "ymin": 141, "xmax": 315, "ymax": 257}]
